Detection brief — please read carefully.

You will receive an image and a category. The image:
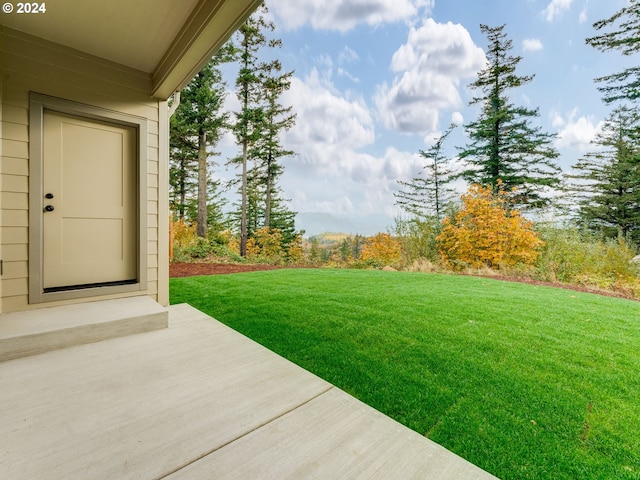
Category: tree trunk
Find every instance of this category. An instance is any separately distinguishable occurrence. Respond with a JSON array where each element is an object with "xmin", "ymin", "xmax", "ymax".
[
  {"xmin": 264, "ymin": 150, "xmax": 273, "ymax": 228},
  {"xmin": 240, "ymin": 139, "xmax": 248, "ymax": 256},
  {"xmin": 178, "ymin": 159, "xmax": 186, "ymax": 220},
  {"xmin": 197, "ymin": 131, "xmax": 208, "ymax": 238}
]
